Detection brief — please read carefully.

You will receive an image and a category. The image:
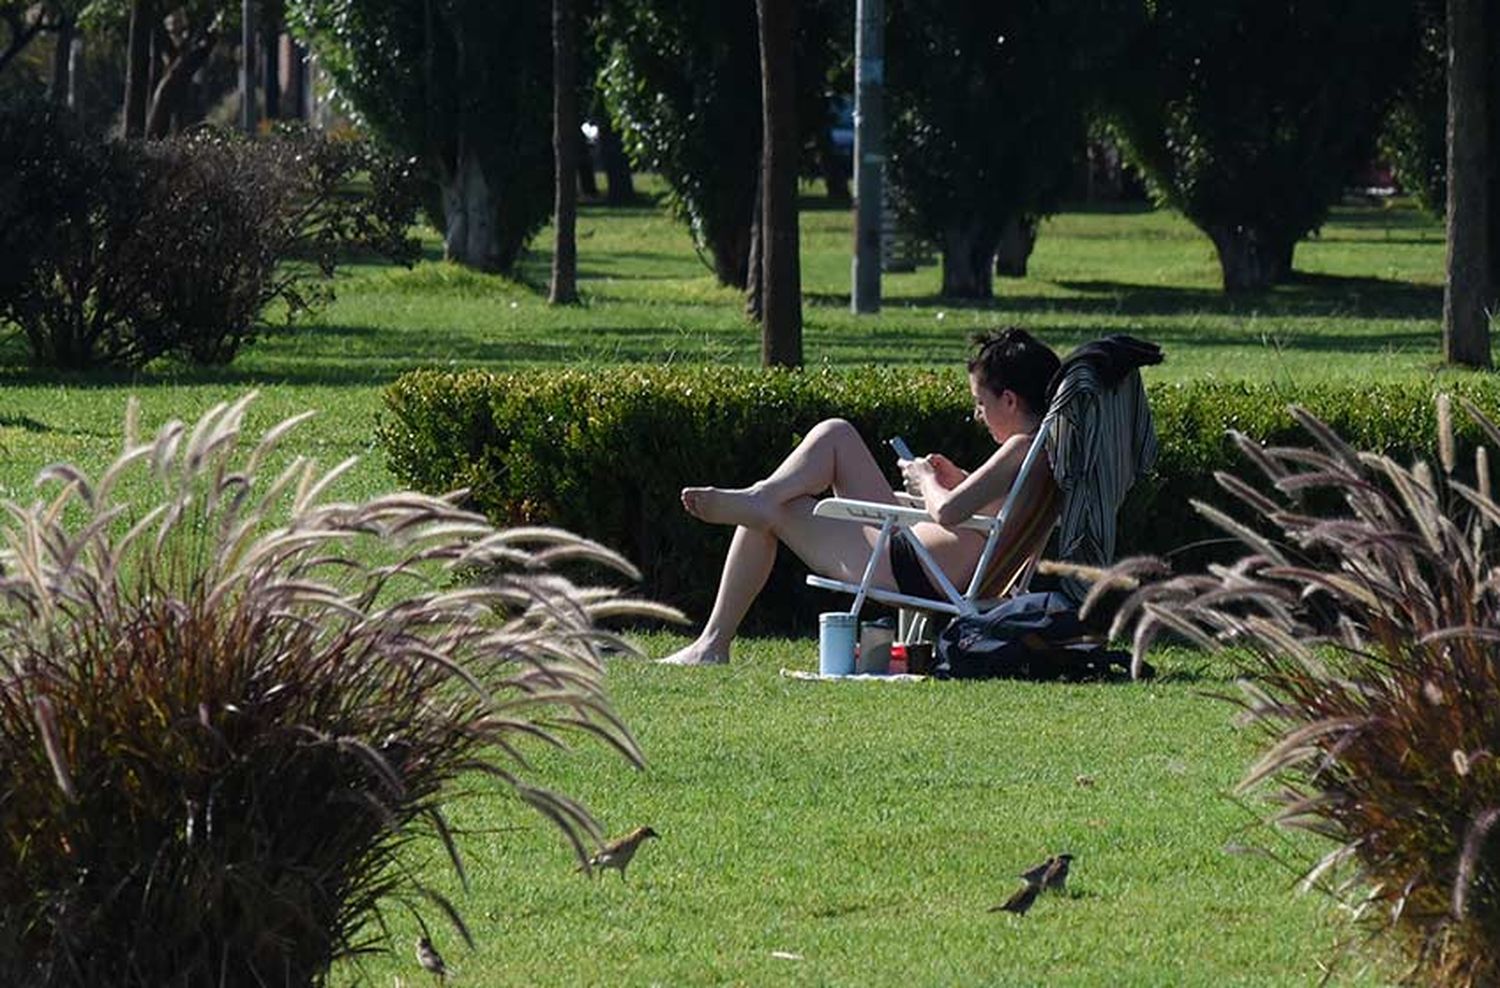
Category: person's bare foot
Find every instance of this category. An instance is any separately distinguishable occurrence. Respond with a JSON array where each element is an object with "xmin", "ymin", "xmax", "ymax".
[
  {"xmin": 658, "ymin": 639, "xmax": 730, "ymax": 665},
  {"xmin": 680, "ymin": 486, "xmax": 769, "ymax": 528}
]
